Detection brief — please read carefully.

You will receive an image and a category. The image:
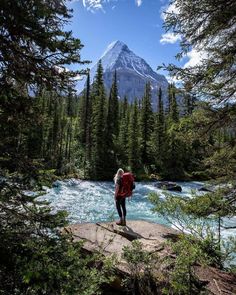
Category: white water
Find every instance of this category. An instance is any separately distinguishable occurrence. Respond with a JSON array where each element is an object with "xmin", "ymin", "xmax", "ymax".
[{"xmin": 39, "ymin": 180, "xmax": 207, "ymax": 224}]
